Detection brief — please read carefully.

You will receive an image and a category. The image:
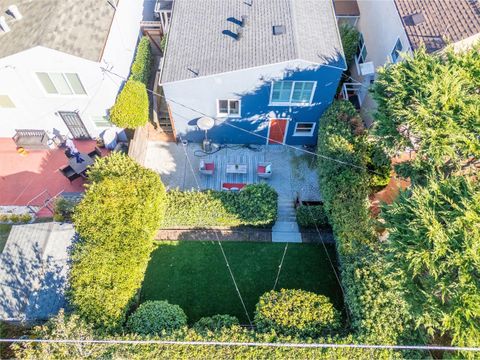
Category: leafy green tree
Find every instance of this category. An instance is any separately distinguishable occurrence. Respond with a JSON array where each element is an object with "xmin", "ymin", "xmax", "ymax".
[
  {"xmin": 127, "ymin": 301, "xmax": 187, "ymax": 335},
  {"xmin": 130, "ymin": 36, "xmax": 152, "ymax": 85},
  {"xmin": 255, "ymin": 289, "xmax": 341, "ymax": 338},
  {"xmin": 339, "ymin": 23, "xmax": 360, "ymax": 65},
  {"xmin": 70, "ymin": 156, "xmax": 166, "ymax": 331},
  {"xmin": 382, "ymin": 176, "xmax": 480, "ymax": 347},
  {"xmin": 317, "ymin": 101, "xmax": 419, "ymax": 344},
  {"xmin": 110, "ymin": 79, "xmax": 149, "ymax": 128},
  {"xmin": 372, "ymin": 46, "xmax": 480, "ymax": 182}
]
